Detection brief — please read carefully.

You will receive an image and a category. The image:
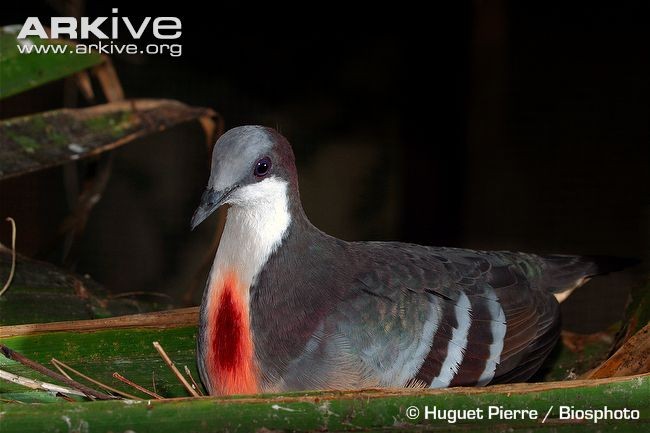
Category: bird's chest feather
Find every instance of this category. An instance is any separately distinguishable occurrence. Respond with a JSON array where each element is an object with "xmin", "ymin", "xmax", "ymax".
[
  {"xmin": 204, "ymin": 271, "xmax": 258, "ymax": 395},
  {"xmin": 200, "ymin": 189, "xmax": 292, "ymax": 395}
]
